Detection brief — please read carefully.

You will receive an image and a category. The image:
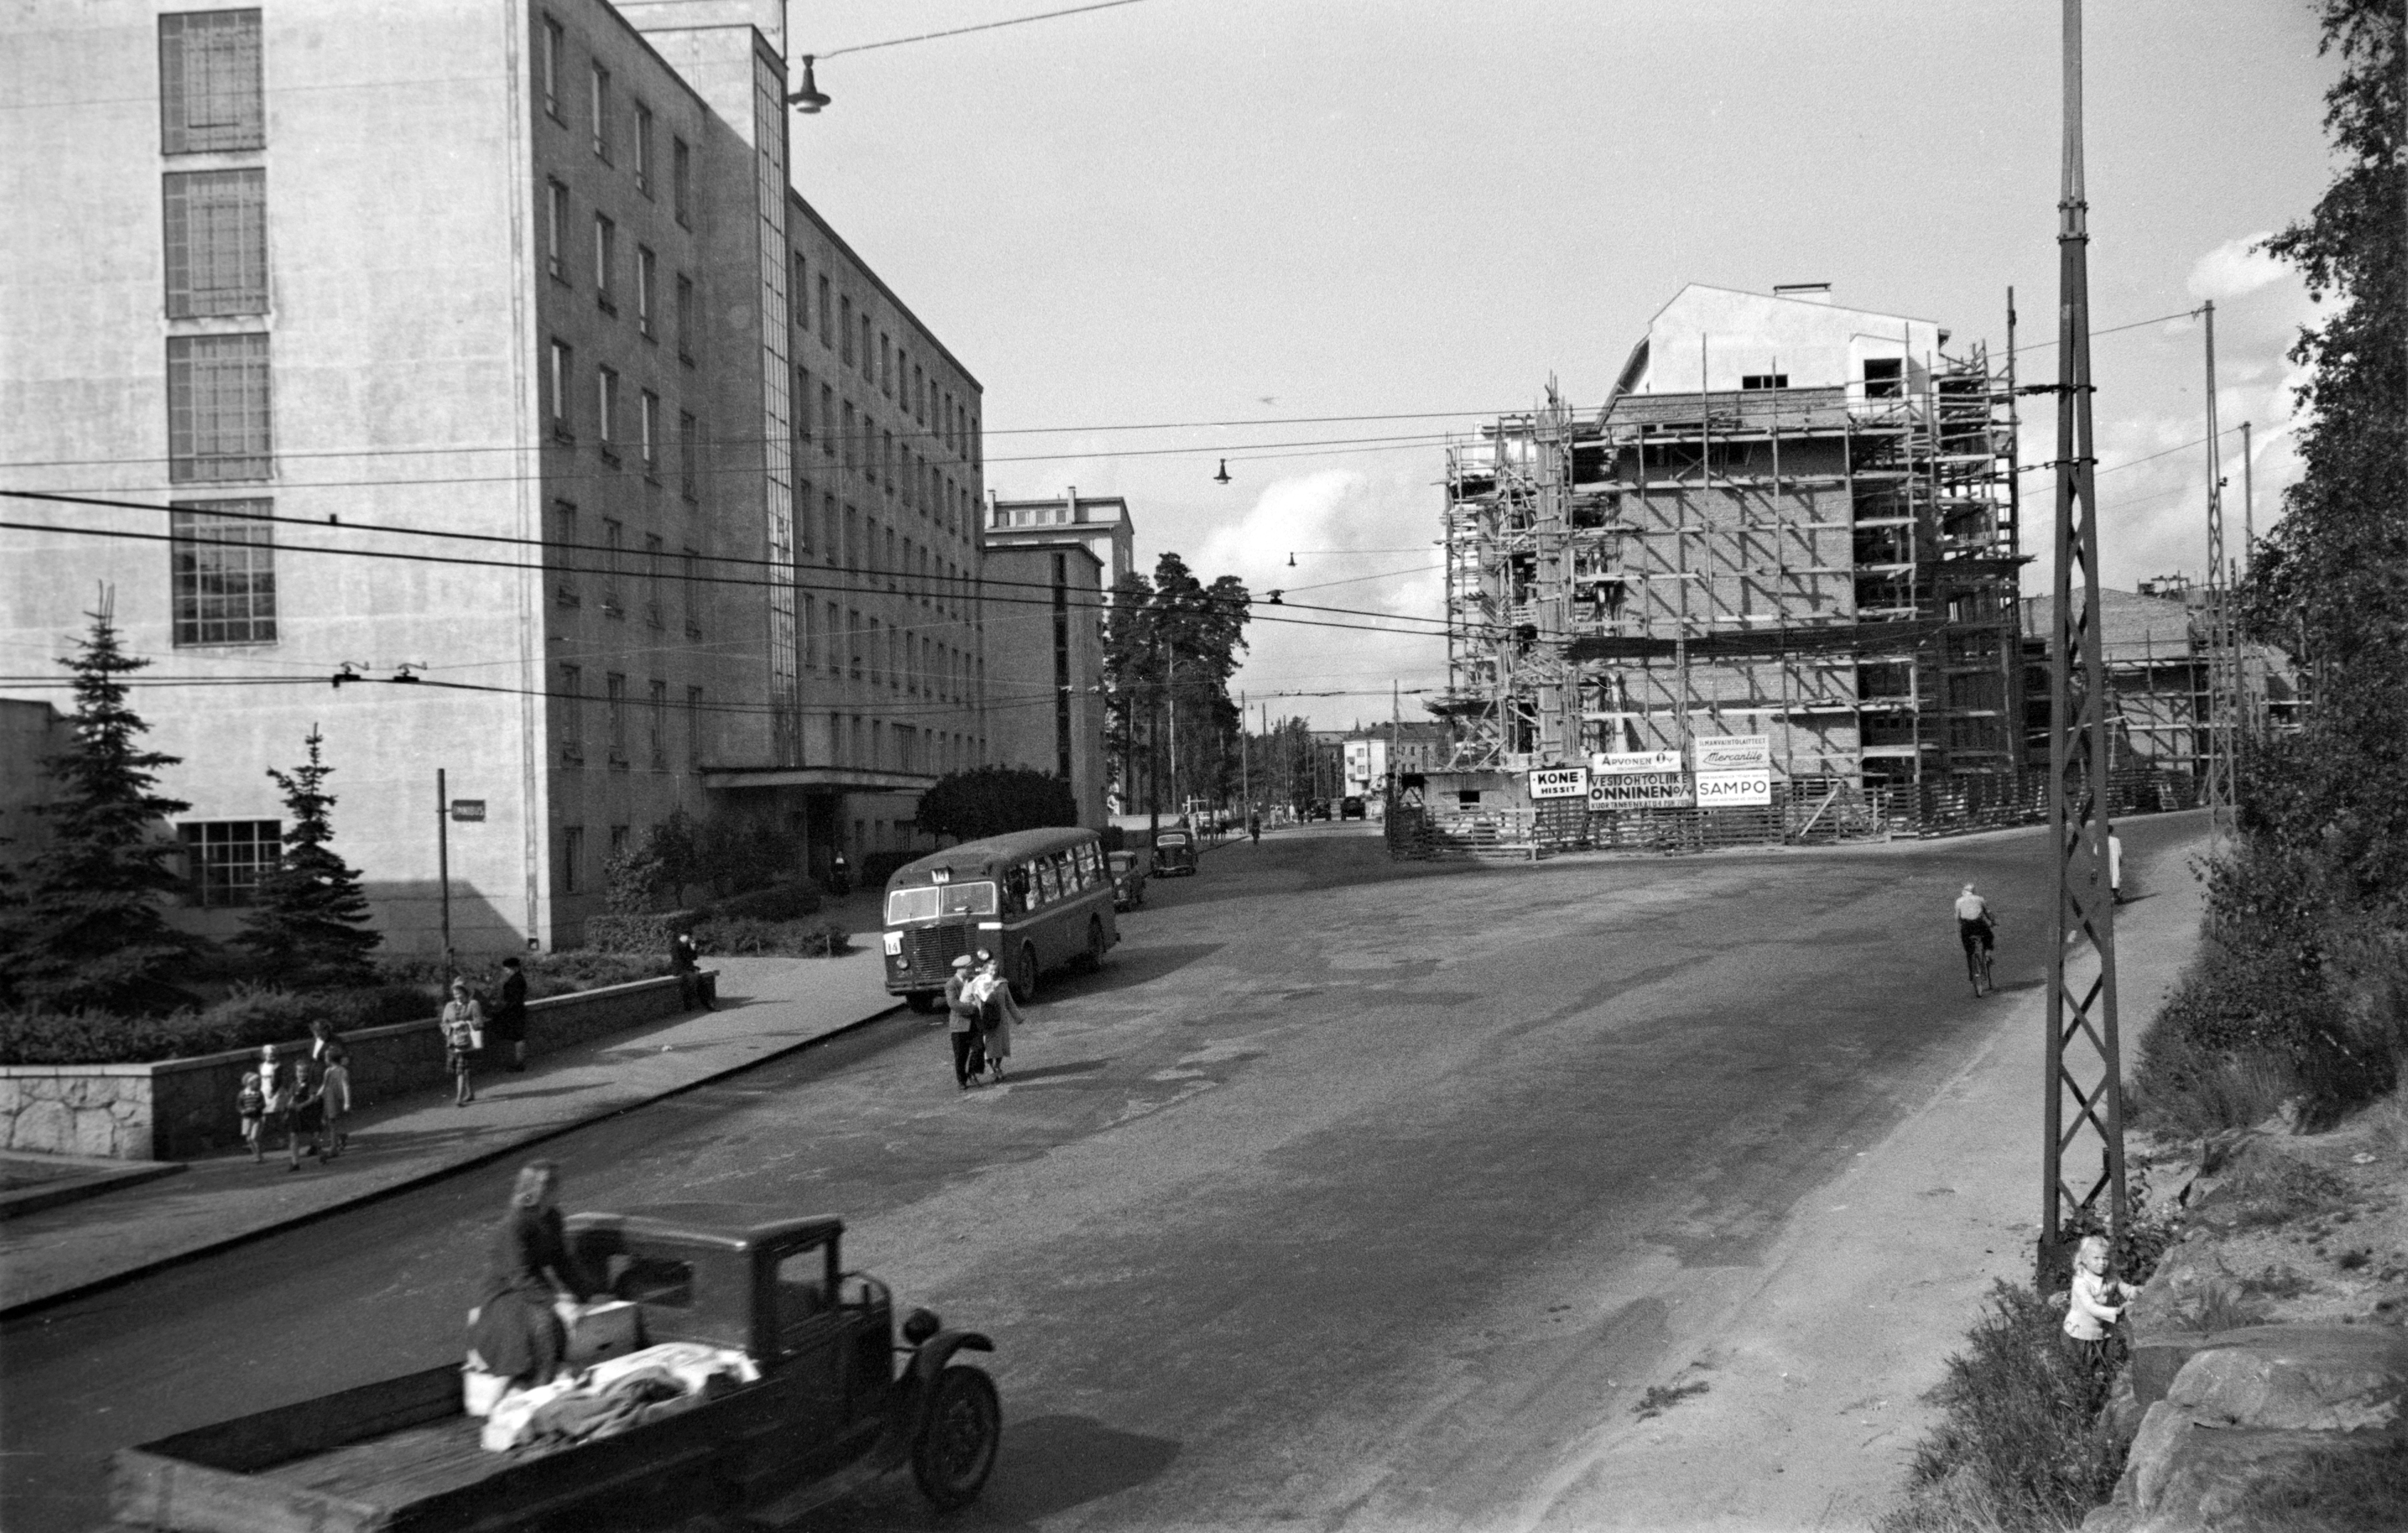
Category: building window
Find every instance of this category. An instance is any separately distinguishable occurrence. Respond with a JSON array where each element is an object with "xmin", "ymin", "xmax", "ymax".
[
  {"xmin": 593, "ymin": 215, "xmax": 615, "ymax": 310},
  {"xmin": 162, "ymin": 169, "xmax": 266, "ymax": 318},
  {"xmin": 609, "ymin": 824, "xmax": 630, "ymax": 861},
  {"xmin": 686, "ymin": 686, "xmax": 704, "ymax": 766},
  {"xmin": 791, "ymin": 253, "xmax": 807, "ymax": 335},
  {"xmin": 589, "ymin": 64, "xmax": 611, "ymax": 160},
  {"xmin": 540, "ymin": 16, "xmax": 564, "ymax": 121},
  {"xmin": 159, "ymin": 10, "xmax": 263, "ymax": 155},
  {"xmin": 679, "ymin": 410, "xmax": 699, "ymax": 499},
  {"xmin": 682, "ymin": 548, "xmax": 700, "ymax": 635},
  {"xmin": 166, "ymin": 333, "xmax": 271, "ymax": 482},
  {"xmin": 550, "ymin": 500, "xmax": 579, "ymax": 606},
  {"xmin": 638, "ymin": 390, "xmax": 660, "ymax": 471},
  {"xmin": 879, "ymin": 333, "xmax": 891, "ymax": 396},
  {"xmin": 820, "ymin": 384, "xmax": 835, "ymax": 458},
  {"xmin": 547, "ymin": 339, "xmax": 574, "ymax": 439},
  {"xmin": 847, "ymin": 608, "xmax": 862, "ymax": 677},
  {"xmin": 647, "ymin": 680, "xmax": 667, "ymax": 769},
  {"xmin": 839, "ymin": 297, "xmax": 854, "ymax": 364},
  {"xmin": 634, "ymin": 246, "xmax": 655, "ymax": 336},
  {"xmin": 633, "ymin": 102, "xmax": 653, "ymax": 195},
  {"xmin": 559, "ymin": 664, "xmax": 585, "ymax": 763},
  {"xmin": 879, "ymin": 429, "xmax": 893, "ymax": 490},
  {"xmin": 817, "ymin": 274, "xmax": 831, "ymax": 348},
  {"xmin": 605, "ymin": 673, "xmax": 627, "ymax": 765},
  {"xmin": 1864, "ymin": 357, "xmax": 1904, "ymax": 400},
  {"xmin": 596, "ymin": 366, "xmax": 619, "ymax": 457},
  {"xmin": 1741, "ymin": 373, "xmax": 1789, "ymax": 391},
  {"xmin": 859, "ymin": 314, "xmax": 872, "ymax": 376},
  {"xmin": 601, "ymin": 519, "xmax": 624, "ymax": 616},
  {"xmin": 970, "ymin": 412, "xmax": 980, "ymax": 470},
  {"xmin": 671, "ymin": 136, "xmax": 691, "ymax": 225},
  {"xmin": 169, "ymin": 501, "xmax": 275, "ymax": 645},
  {"xmin": 179, "ymin": 819, "xmax": 279, "ymax": 907},
  {"xmin": 544, "ymin": 180, "xmax": 568, "ymax": 281},
  {"xmin": 675, "ymin": 273, "xmax": 695, "ymax": 363},
  {"xmin": 842, "ymin": 505, "xmax": 858, "ymax": 570},
  {"xmin": 793, "ymin": 365, "xmax": 812, "ymax": 452},
  {"xmin": 643, "ymin": 532, "xmax": 664, "ymax": 625},
  {"xmin": 562, "ymin": 824, "xmax": 584, "ymax": 892},
  {"xmin": 840, "ymin": 402, "xmax": 855, "ymax": 472}
]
